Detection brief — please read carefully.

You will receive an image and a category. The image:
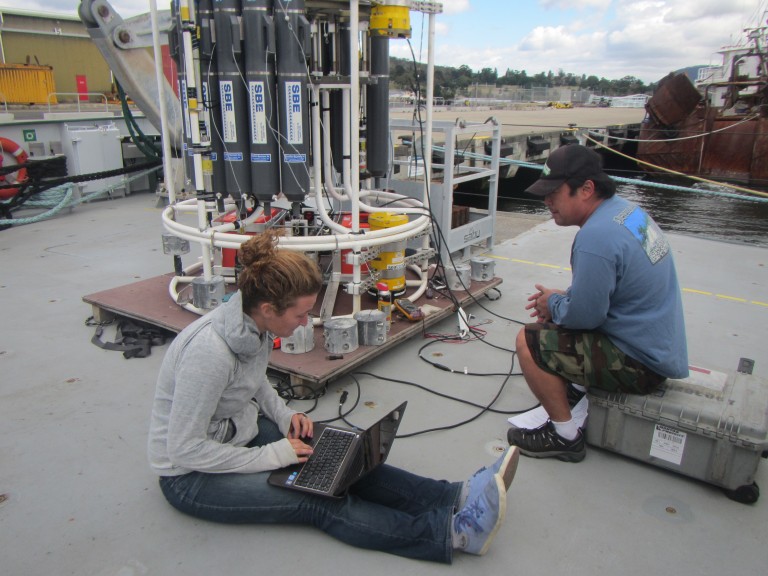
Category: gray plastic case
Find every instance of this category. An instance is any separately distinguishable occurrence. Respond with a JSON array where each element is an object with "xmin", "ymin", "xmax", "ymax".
[{"xmin": 586, "ymin": 365, "xmax": 768, "ymax": 494}]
